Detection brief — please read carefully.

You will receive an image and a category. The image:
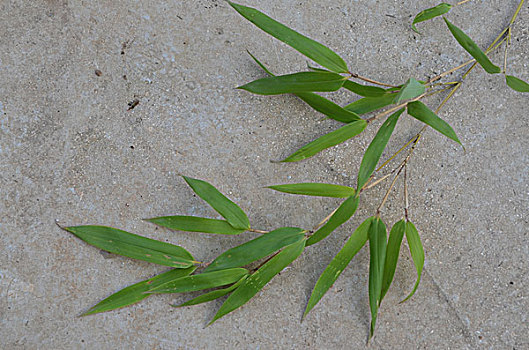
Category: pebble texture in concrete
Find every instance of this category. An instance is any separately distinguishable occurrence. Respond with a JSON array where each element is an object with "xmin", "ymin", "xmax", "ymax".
[{"xmin": 1, "ymin": 0, "xmax": 528, "ymax": 349}]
